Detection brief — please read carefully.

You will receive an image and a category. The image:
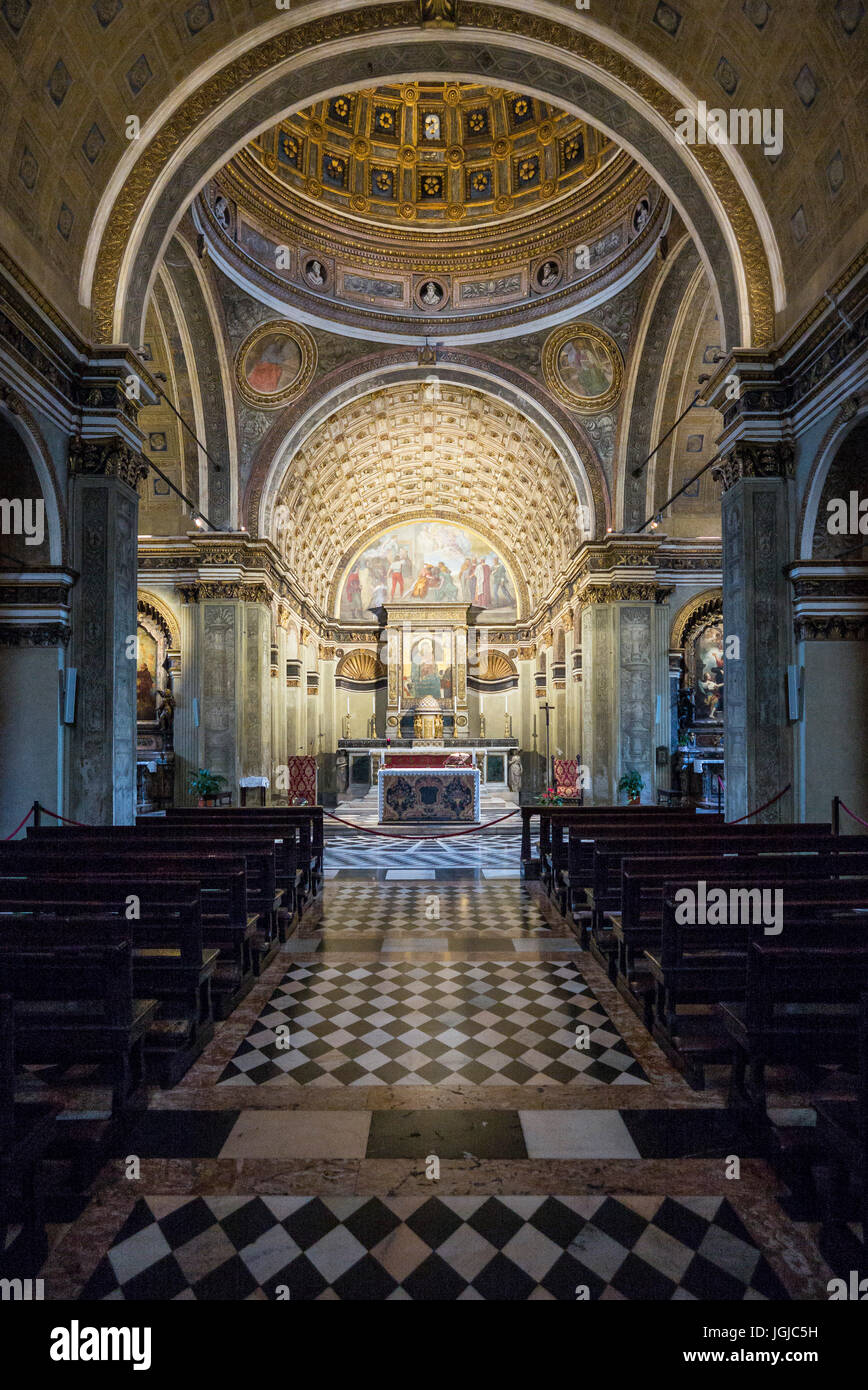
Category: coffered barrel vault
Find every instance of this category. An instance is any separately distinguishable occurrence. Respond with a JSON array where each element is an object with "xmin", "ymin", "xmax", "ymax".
[{"xmin": 267, "ymin": 381, "xmax": 589, "ymax": 620}]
